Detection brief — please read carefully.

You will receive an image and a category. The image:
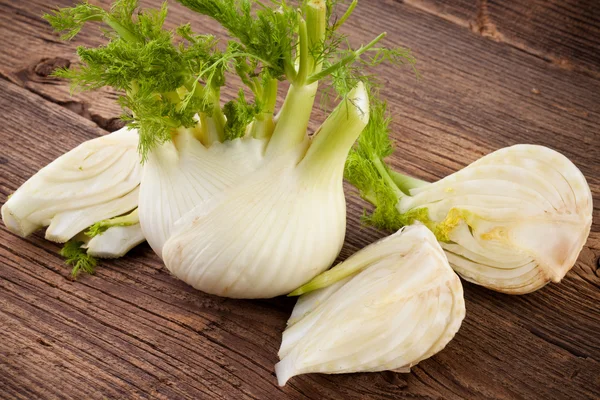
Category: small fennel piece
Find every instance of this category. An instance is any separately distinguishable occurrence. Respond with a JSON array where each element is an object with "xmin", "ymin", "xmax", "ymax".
[
  {"xmin": 276, "ymin": 224, "xmax": 465, "ymax": 386},
  {"xmin": 61, "ymin": 240, "xmax": 98, "ymax": 279},
  {"xmin": 85, "ymin": 224, "xmax": 145, "ymax": 258},
  {"xmin": 1, "ymin": 127, "xmax": 141, "ymax": 243},
  {"xmin": 86, "ymin": 208, "xmax": 140, "ymax": 238},
  {"xmin": 346, "ymin": 103, "xmax": 593, "ymax": 294},
  {"xmin": 83, "ymin": 209, "xmax": 145, "ymax": 258},
  {"xmin": 44, "ymin": 0, "xmax": 415, "ymax": 297}
]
